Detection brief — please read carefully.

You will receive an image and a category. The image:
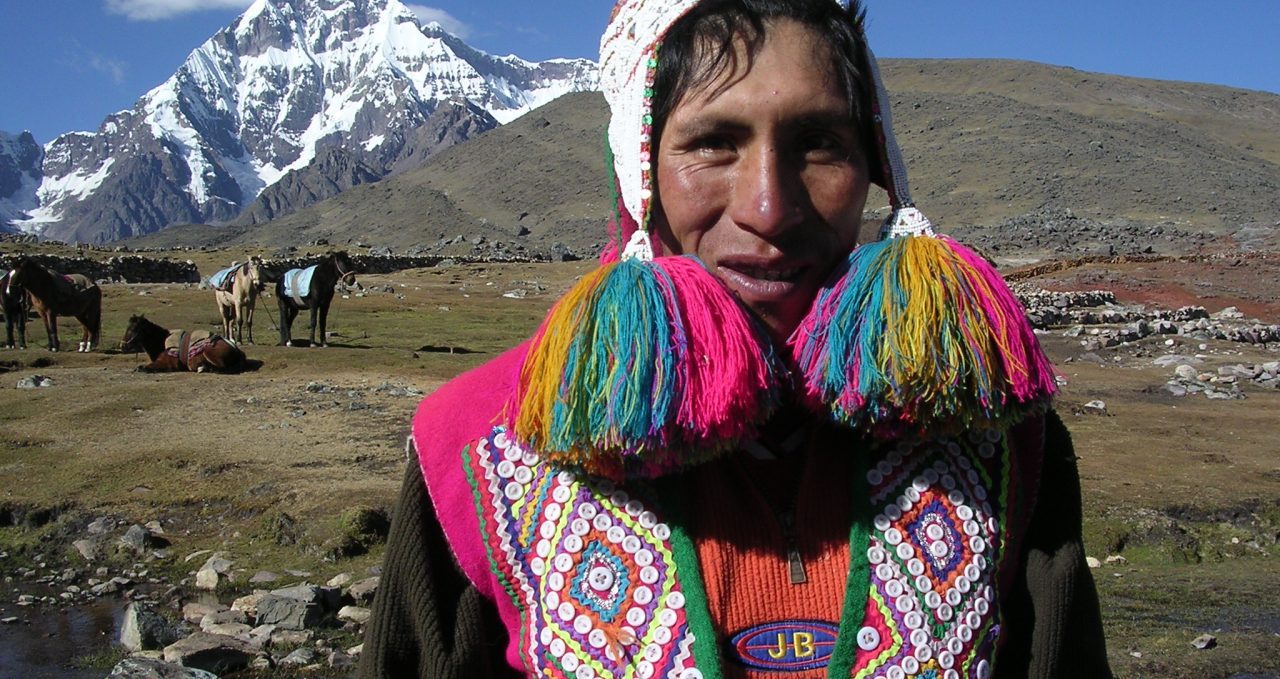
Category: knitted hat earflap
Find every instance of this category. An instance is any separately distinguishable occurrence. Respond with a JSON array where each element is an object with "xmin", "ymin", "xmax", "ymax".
[{"xmin": 788, "ymin": 47, "xmax": 1058, "ymax": 437}]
